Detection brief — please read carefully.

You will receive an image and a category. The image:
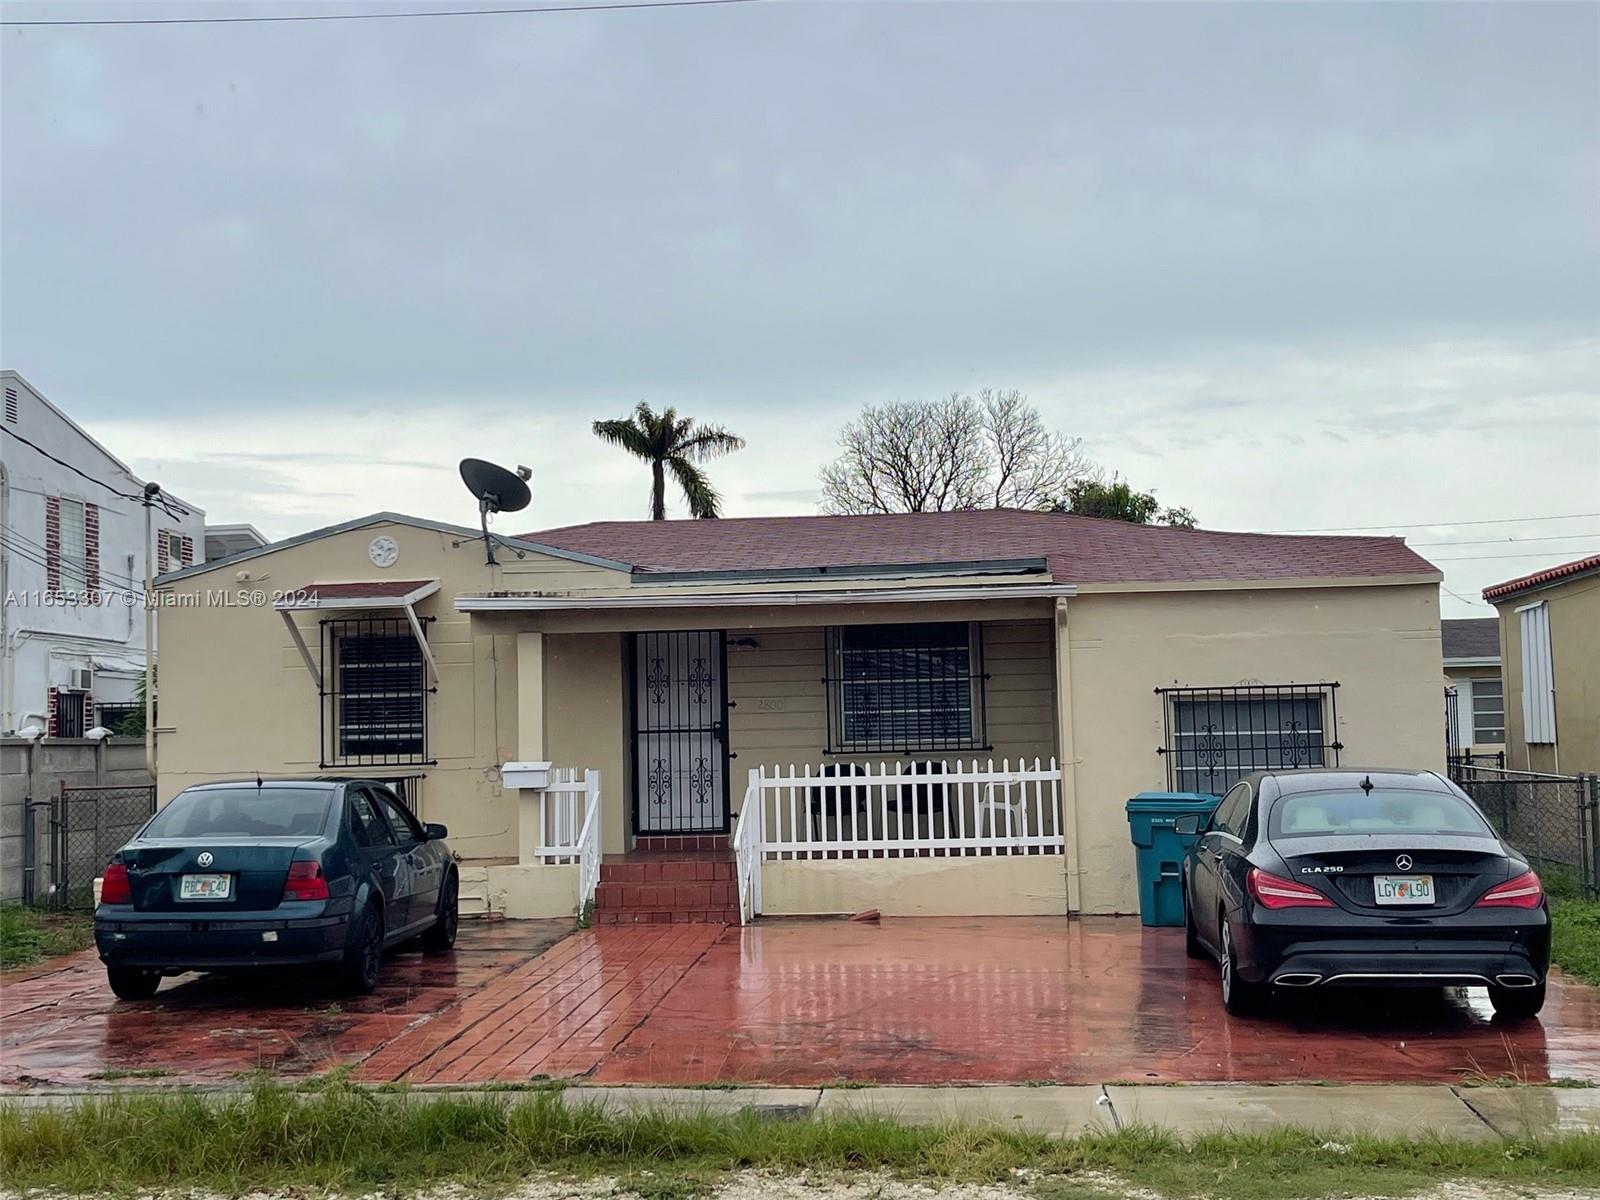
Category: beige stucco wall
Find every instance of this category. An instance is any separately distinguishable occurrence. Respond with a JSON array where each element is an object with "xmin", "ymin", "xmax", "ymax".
[
  {"xmin": 761, "ymin": 855, "xmax": 1068, "ymax": 917},
  {"xmin": 1062, "ymin": 581, "xmax": 1443, "ymax": 914},
  {"xmin": 1494, "ymin": 574, "xmax": 1600, "ymax": 776},
  {"xmin": 153, "ymin": 519, "xmax": 629, "ymax": 866}
]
